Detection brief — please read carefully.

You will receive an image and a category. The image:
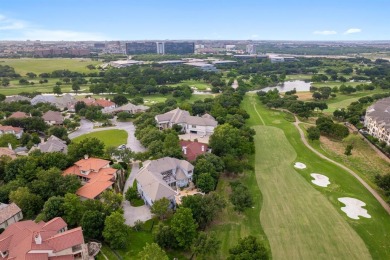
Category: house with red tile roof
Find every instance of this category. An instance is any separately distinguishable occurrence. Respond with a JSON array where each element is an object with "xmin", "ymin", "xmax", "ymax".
[
  {"xmin": 63, "ymin": 157, "xmax": 121, "ymax": 200},
  {"xmin": 0, "ymin": 217, "xmax": 86, "ymax": 259},
  {"xmin": 8, "ymin": 112, "xmax": 30, "ymax": 119},
  {"xmin": 81, "ymin": 98, "xmax": 116, "ymax": 113},
  {"xmin": 180, "ymin": 140, "xmax": 208, "ymax": 161},
  {"xmin": 0, "ymin": 125, "xmax": 24, "ymax": 139}
]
